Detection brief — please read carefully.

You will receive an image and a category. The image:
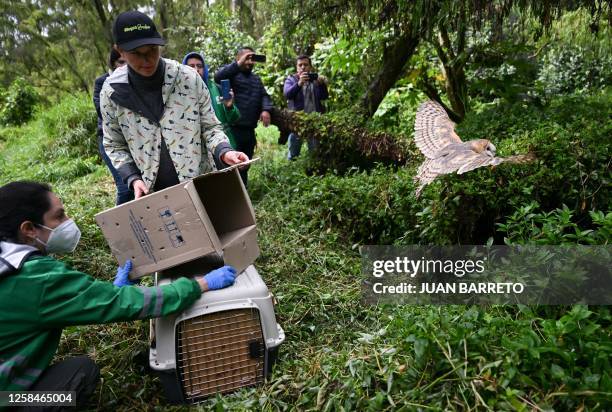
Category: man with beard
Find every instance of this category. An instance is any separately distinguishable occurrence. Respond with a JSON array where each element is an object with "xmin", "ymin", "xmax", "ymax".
[{"xmin": 214, "ymin": 47, "xmax": 273, "ymax": 186}]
